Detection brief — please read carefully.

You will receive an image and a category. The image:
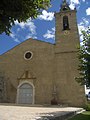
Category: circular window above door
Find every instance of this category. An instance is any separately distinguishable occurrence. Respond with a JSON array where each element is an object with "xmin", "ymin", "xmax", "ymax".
[{"xmin": 24, "ymin": 51, "xmax": 33, "ymax": 60}]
